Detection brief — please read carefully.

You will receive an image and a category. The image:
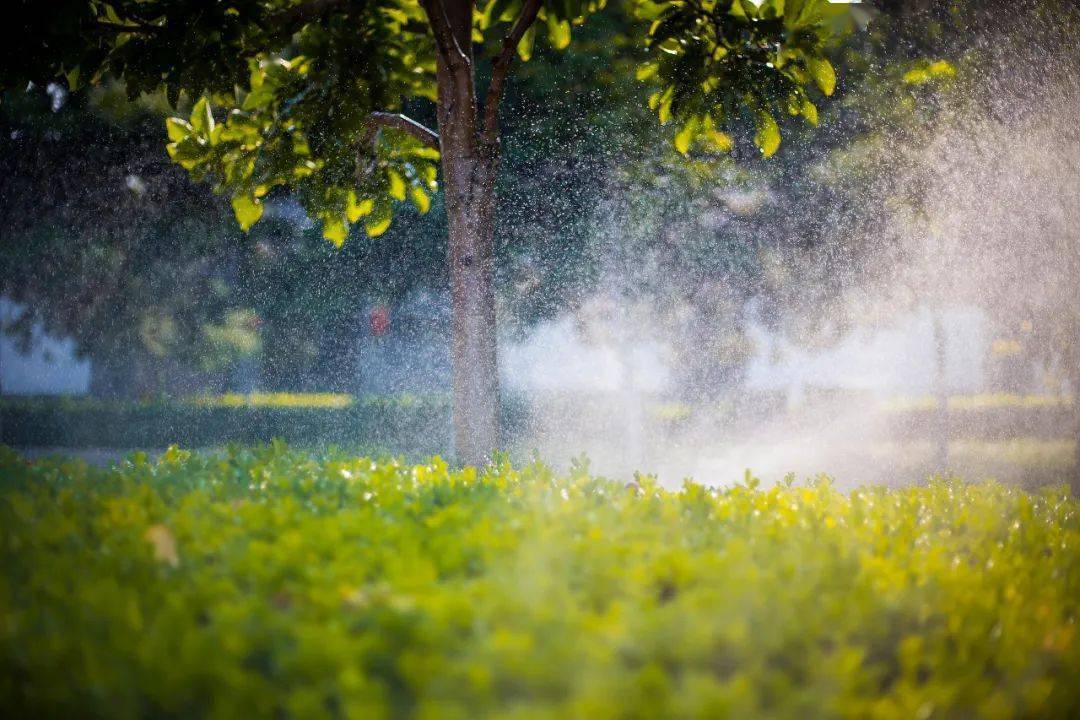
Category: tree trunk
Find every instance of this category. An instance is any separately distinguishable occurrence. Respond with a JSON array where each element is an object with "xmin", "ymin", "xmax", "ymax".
[
  {"xmin": 432, "ymin": 0, "xmax": 501, "ymax": 466},
  {"xmin": 932, "ymin": 311, "xmax": 949, "ymax": 473},
  {"xmin": 1069, "ymin": 367, "xmax": 1080, "ymax": 496},
  {"xmin": 1071, "ymin": 409, "xmax": 1080, "ymax": 496},
  {"xmin": 444, "ymin": 160, "xmax": 500, "ymax": 466}
]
